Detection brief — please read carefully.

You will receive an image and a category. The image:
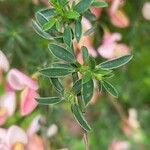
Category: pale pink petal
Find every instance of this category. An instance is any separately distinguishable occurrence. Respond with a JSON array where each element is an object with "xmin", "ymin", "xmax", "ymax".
[
  {"xmin": 110, "ymin": 0, "xmax": 121, "ymax": 13},
  {"xmin": 27, "ymin": 115, "xmax": 42, "ymax": 136},
  {"xmin": 47, "ymin": 124, "xmax": 58, "ymax": 137},
  {"xmin": 98, "ymin": 43, "xmax": 116, "ymax": 59},
  {"xmin": 0, "ymin": 50, "xmax": 9, "ymax": 72},
  {"xmin": 0, "ymin": 144, "xmax": 10, "ymax": 150},
  {"xmin": 108, "ymin": 10, "xmax": 129, "ymax": 28},
  {"xmin": 0, "ymin": 110, "xmax": 8, "ymax": 126},
  {"xmin": 7, "ymin": 69, "xmax": 38, "ymax": 90},
  {"xmin": 108, "ymin": 140, "xmax": 129, "ymax": 150},
  {"xmin": 90, "ymin": 7, "xmax": 102, "ymax": 17},
  {"xmin": 142, "ymin": 2, "xmax": 150, "ymax": 20},
  {"xmin": 0, "ymin": 128, "xmax": 7, "ymax": 143},
  {"xmin": 20, "ymin": 88, "xmax": 38, "ymax": 116},
  {"xmin": 81, "ymin": 17, "xmax": 92, "ymax": 32},
  {"xmin": 6, "ymin": 125, "xmax": 28, "ymax": 146},
  {"xmin": 26, "ymin": 134, "xmax": 44, "ymax": 150},
  {"xmin": 77, "ymin": 53, "xmax": 83, "ymax": 65},
  {"xmin": 0, "ymin": 92, "xmax": 16, "ymax": 116}
]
